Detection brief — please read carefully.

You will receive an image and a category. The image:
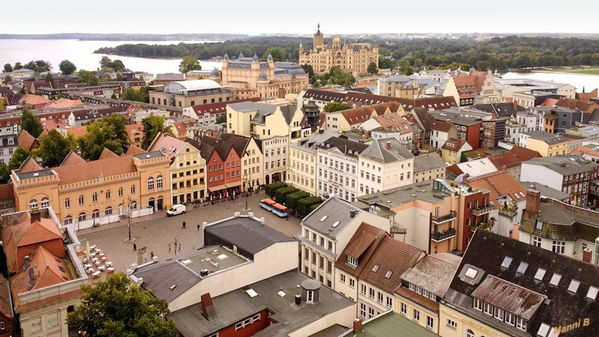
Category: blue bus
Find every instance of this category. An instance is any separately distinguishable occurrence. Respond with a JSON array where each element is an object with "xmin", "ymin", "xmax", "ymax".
[{"xmin": 260, "ymin": 198, "xmax": 276, "ymax": 212}]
